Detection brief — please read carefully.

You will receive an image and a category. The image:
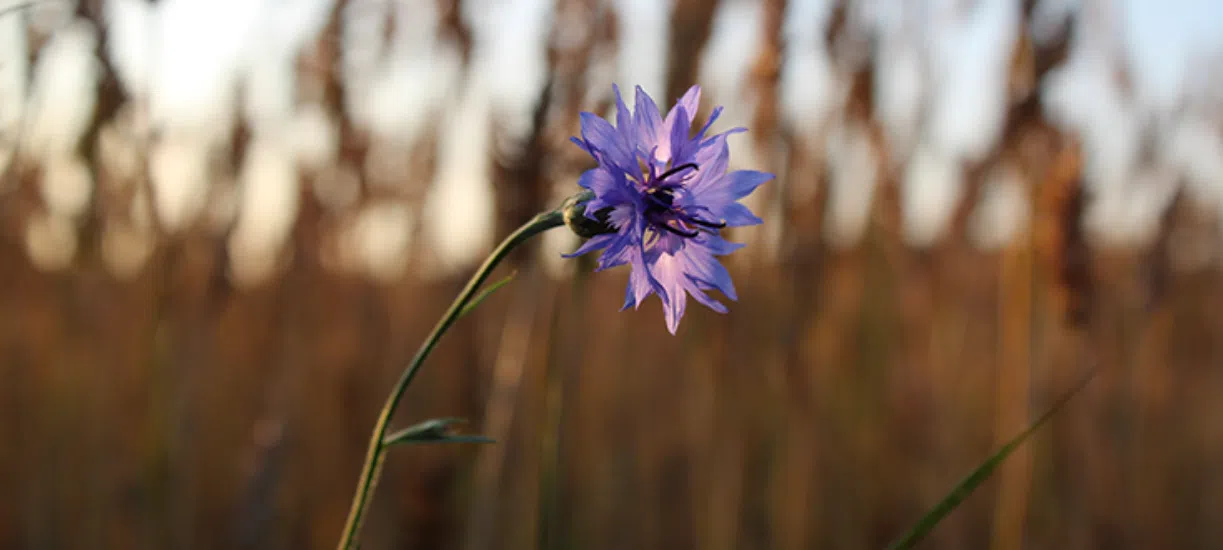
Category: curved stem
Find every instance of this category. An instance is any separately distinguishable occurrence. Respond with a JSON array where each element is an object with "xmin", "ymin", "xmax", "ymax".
[{"xmin": 337, "ymin": 209, "xmax": 566, "ymax": 550}]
